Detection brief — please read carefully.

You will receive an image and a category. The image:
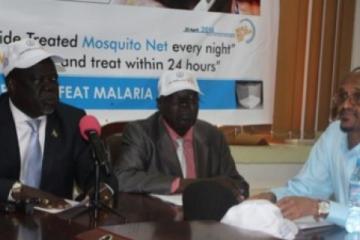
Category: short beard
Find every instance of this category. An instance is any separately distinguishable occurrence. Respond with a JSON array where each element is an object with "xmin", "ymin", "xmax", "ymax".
[
  {"xmin": 340, "ymin": 125, "xmax": 352, "ymax": 132},
  {"xmin": 339, "ymin": 108, "xmax": 359, "ymax": 133},
  {"xmin": 40, "ymin": 103, "xmax": 57, "ymax": 116}
]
